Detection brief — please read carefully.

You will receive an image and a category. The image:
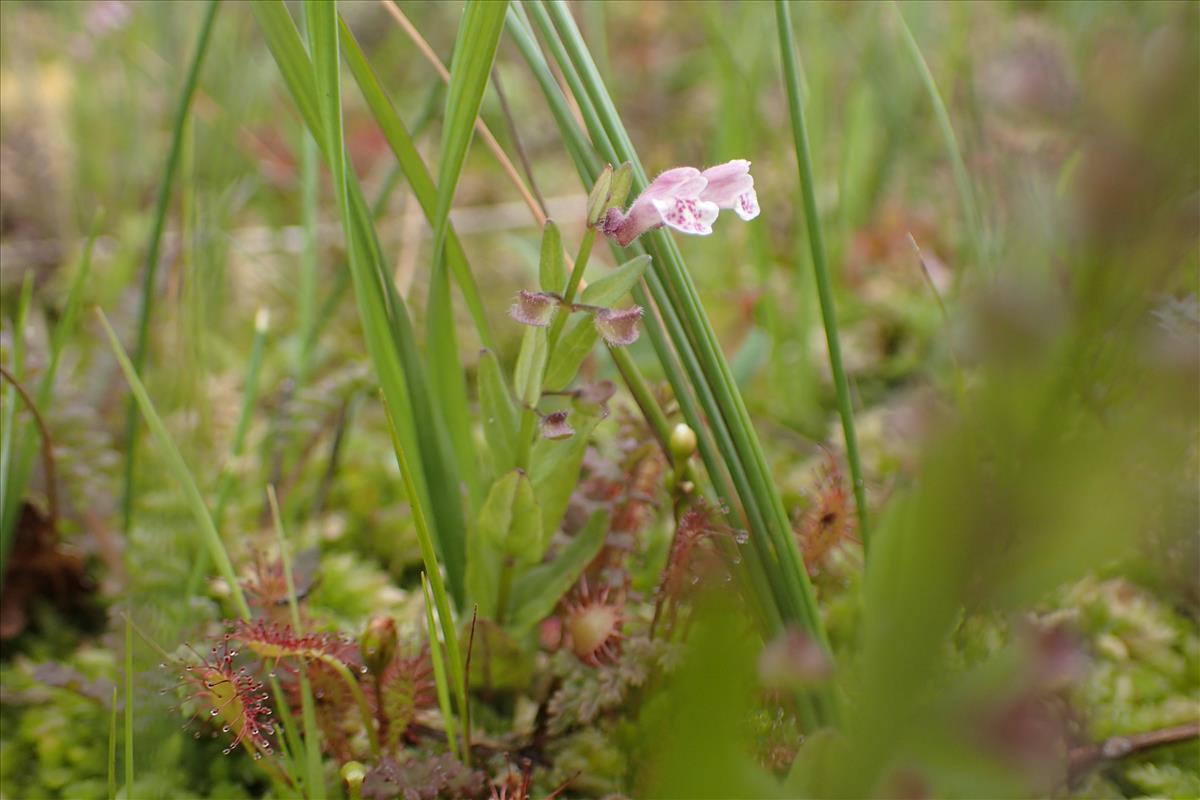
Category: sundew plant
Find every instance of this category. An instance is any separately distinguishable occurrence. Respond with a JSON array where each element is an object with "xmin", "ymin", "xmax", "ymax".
[{"xmin": 0, "ymin": 1, "xmax": 1197, "ymax": 799}]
